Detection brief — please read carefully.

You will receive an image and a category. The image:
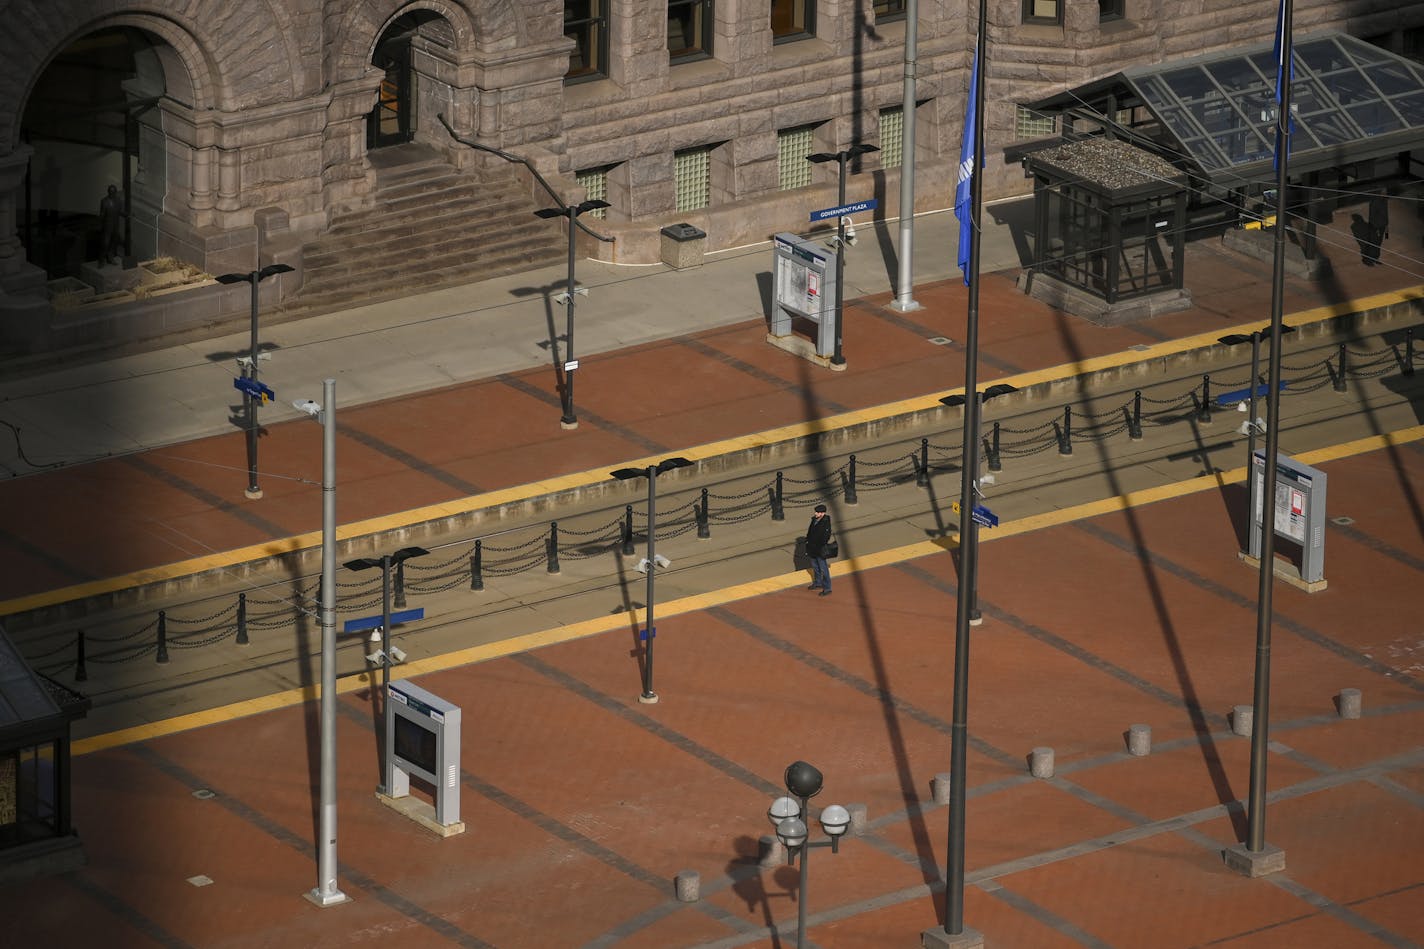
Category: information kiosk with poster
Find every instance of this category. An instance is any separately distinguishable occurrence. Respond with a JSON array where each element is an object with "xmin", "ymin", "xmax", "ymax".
[
  {"xmin": 1247, "ymin": 451, "xmax": 1328, "ymax": 590},
  {"xmin": 377, "ymin": 680, "xmax": 465, "ymax": 836},
  {"xmin": 769, "ymin": 232, "xmax": 837, "ymax": 358}
]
